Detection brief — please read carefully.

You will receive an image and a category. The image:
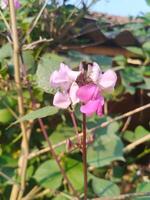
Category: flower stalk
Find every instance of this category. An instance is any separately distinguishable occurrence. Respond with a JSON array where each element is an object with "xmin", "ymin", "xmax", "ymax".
[{"xmin": 82, "ymin": 113, "xmax": 88, "ymax": 200}]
